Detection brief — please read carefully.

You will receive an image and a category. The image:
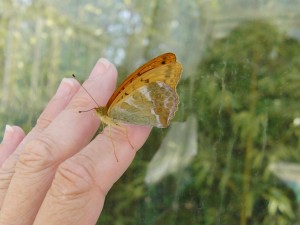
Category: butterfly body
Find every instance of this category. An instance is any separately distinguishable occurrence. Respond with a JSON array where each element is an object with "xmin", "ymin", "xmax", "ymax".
[{"xmin": 95, "ymin": 53, "xmax": 182, "ymax": 128}]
